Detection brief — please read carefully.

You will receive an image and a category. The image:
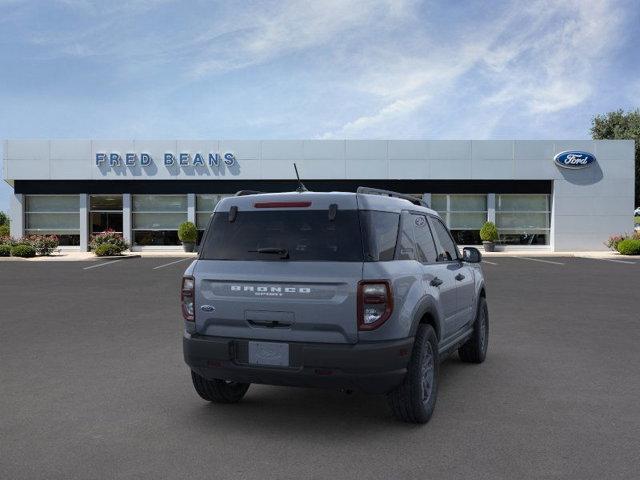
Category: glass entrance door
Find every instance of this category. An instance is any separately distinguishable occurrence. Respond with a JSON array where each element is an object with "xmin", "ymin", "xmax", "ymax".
[{"xmin": 90, "ymin": 195, "xmax": 123, "ymax": 235}]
